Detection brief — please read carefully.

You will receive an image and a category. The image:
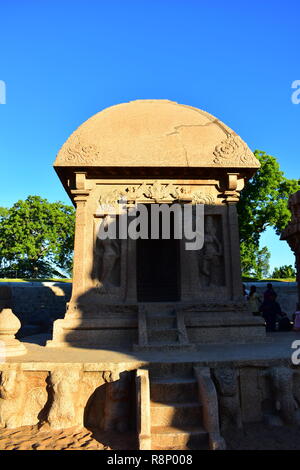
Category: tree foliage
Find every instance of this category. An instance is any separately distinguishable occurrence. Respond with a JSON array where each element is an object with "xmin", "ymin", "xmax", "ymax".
[
  {"xmin": 238, "ymin": 150, "xmax": 300, "ymax": 278},
  {"xmin": 0, "ymin": 196, "xmax": 75, "ymax": 278},
  {"xmin": 271, "ymin": 264, "xmax": 296, "ymax": 279}
]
